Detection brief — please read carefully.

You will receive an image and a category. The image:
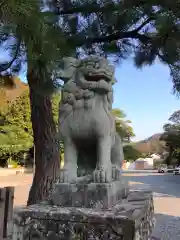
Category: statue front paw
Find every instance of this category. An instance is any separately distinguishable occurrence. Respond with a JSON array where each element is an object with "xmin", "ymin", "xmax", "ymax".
[
  {"xmin": 112, "ymin": 165, "xmax": 121, "ymax": 180},
  {"xmin": 59, "ymin": 169, "xmax": 77, "ymax": 183},
  {"xmin": 93, "ymin": 168, "xmax": 112, "ymax": 183},
  {"xmin": 98, "ymin": 80, "xmax": 111, "ymax": 92},
  {"xmin": 59, "ymin": 169, "xmax": 69, "ymax": 183}
]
